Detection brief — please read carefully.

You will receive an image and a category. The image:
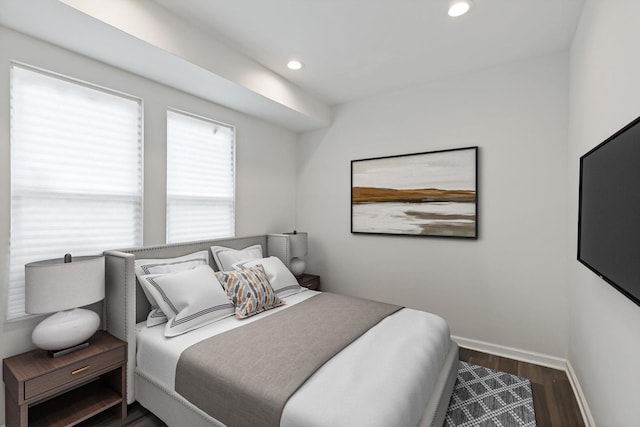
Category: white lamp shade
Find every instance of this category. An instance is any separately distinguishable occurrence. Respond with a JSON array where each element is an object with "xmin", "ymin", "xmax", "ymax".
[
  {"xmin": 267, "ymin": 232, "xmax": 308, "ymax": 275},
  {"xmin": 285, "ymin": 232, "xmax": 308, "ymax": 258},
  {"xmin": 25, "ymin": 256, "xmax": 105, "ymax": 314}
]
